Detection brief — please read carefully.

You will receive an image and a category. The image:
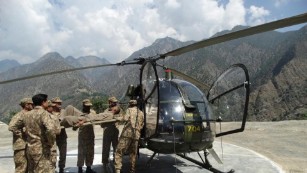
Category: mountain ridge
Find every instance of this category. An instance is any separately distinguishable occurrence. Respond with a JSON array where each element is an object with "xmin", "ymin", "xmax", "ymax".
[
  {"xmin": 0, "ymin": 25, "xmax": 306, "ymax": 121},
  {"xmin": 0, "ymin": 59, "xmax": 20, "ymax": 73}
]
